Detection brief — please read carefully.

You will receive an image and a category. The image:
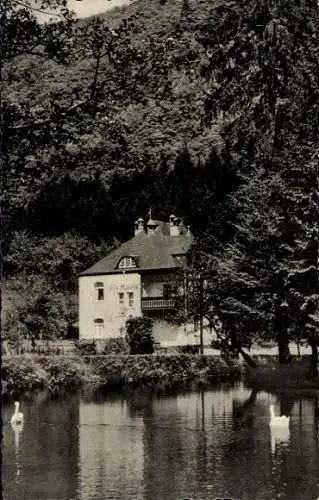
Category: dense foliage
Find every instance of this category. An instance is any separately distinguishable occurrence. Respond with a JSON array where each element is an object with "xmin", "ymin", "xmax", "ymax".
[
  {"xmin": 2, "ymin": 353, "xmax": 242, "ymax": 396},
  {"xmin": 2, "ymin": 0, "xmax": 318, "ymax": 368},
  {"xmin": 185, "ymin": 0, "xmax": 319, "ymax": 369},
  {"xmin": 125, "ymin": 317, "xmax": 154, "ymax": 354}
]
